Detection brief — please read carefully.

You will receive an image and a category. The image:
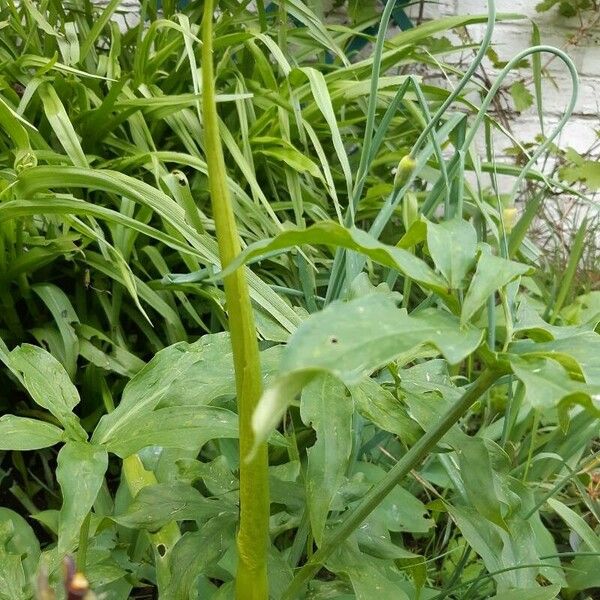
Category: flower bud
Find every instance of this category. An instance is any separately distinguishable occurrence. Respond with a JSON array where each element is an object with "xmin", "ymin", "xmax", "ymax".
[{"xmin": 393, "ymin": 154, "xmax": 416, "ymax": 190}]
